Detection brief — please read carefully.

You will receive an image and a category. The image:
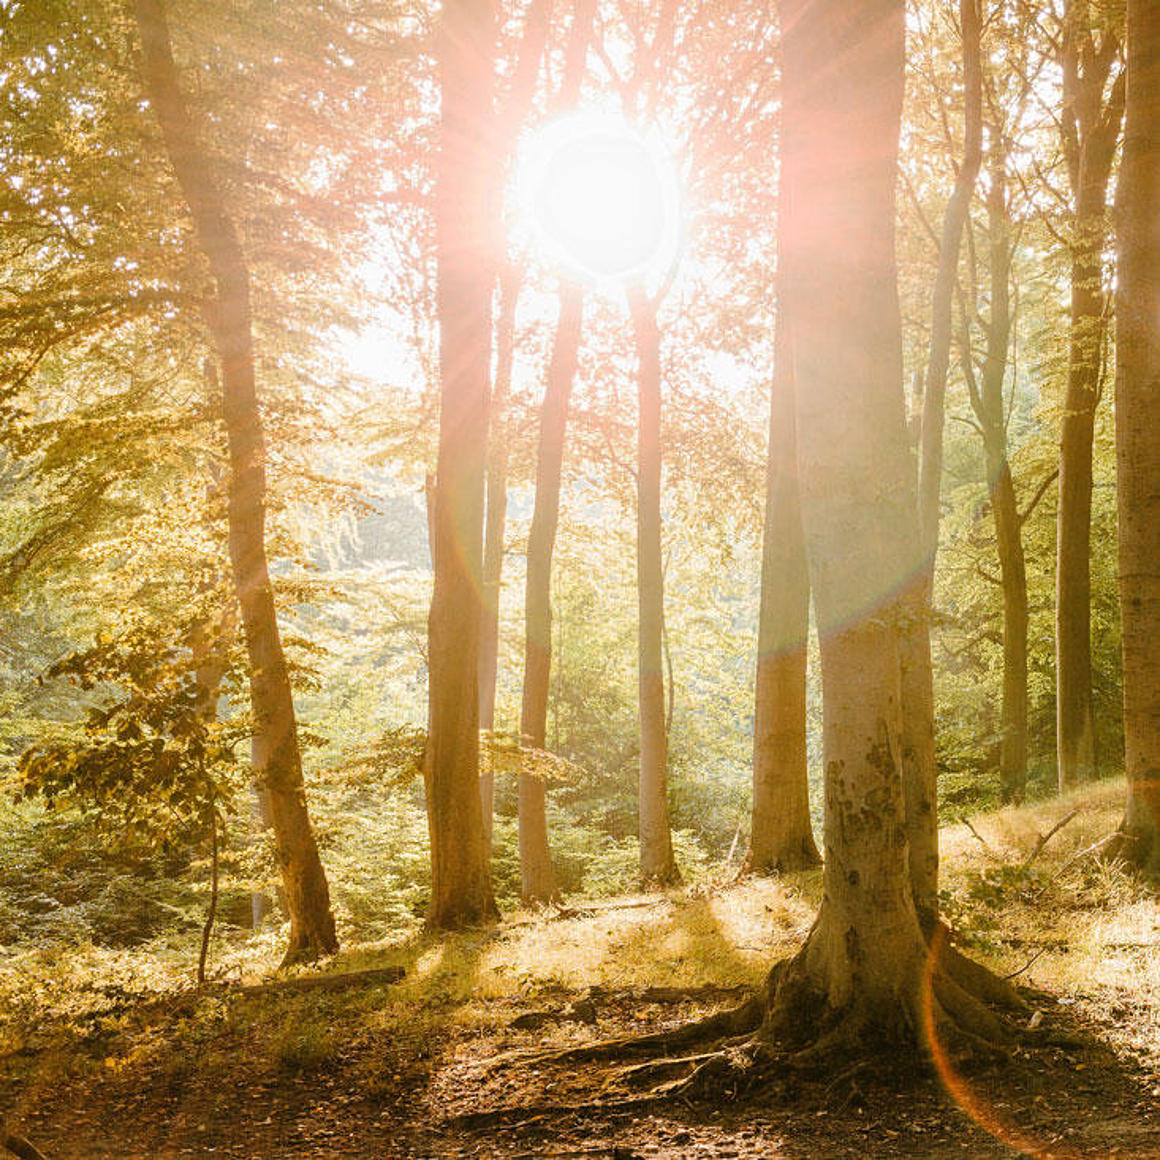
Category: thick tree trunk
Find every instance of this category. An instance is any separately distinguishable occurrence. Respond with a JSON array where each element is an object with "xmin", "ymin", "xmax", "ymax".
[
  {"xmin": 518, "ymin": 286, "xmax": 583, "ymax": 903},
  {"xmin": 134, "ymin": 0, "xmax": 336, "ymax": 963},
  {"xmin": 1056, "ymin": 5, "xmax": 1124, "ymax": 792},
  {"xmin": 903, "ymin": 0, "xmax": 982, "ymax": 924},
  {"xmin": 629, "ymin": 287, "xmax": 679, "ymax": 886},
  {"xmin": 1114, "ymin": 0, "xmax": 1160, "ymax": 871},
  {"xmin": 478, "ymin": 263, "xmax": 521, "ymax": 847},
  {"xmin": 762, "ymin": 0, "xmax": 942, "ymax": 1042},
  {"xmin": 747, "ymin": 320, "xmax": 818, "ymax": 875},
  {"xmin": 425, "ymin": 0, "xmax": 499, "ymax": 929}
]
